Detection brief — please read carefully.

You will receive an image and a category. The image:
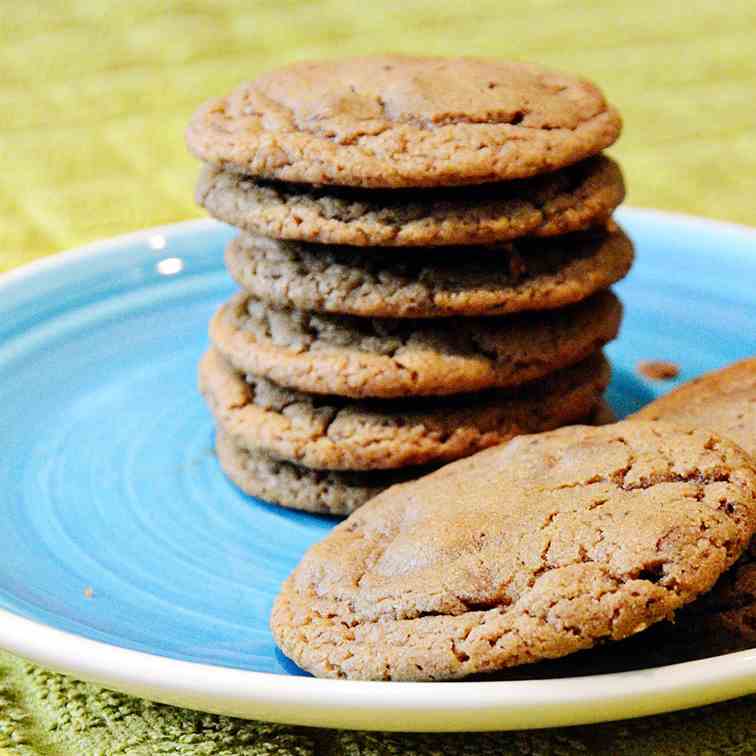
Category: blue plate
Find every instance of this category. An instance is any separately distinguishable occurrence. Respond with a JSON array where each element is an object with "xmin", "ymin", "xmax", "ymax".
[{"xmin": 0, "ymin": 209, "xmax": 754, "ymax": 730}]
